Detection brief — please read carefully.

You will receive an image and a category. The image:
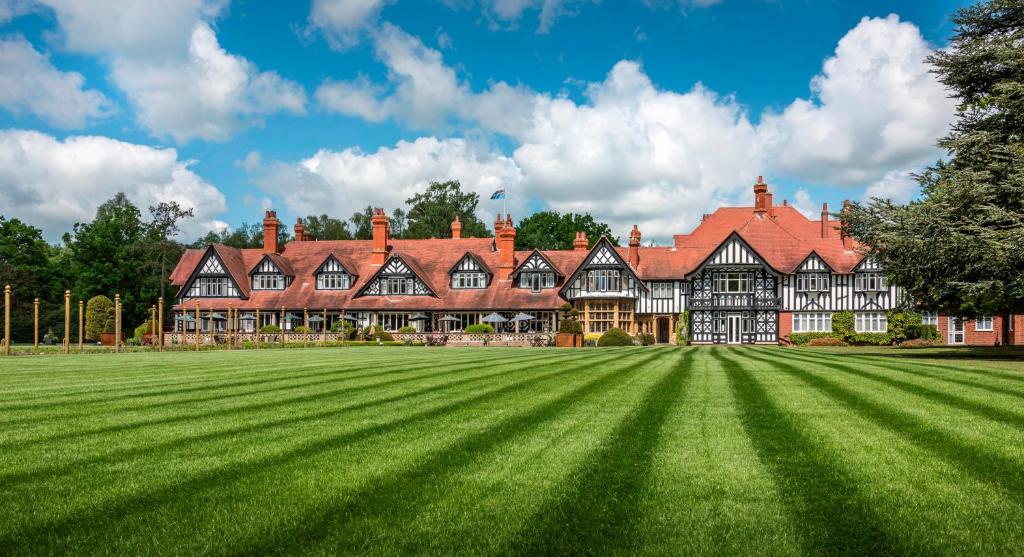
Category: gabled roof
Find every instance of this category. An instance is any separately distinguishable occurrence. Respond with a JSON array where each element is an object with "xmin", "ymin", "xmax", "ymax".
[
  {"xmin": 174, "ymin": 244, "xmax": 251, "ymax": 299},
  {"xmin": 509, "ymin": 249, "xmax": 563, "ymax": 278},
  {"xmin": 795, "ymin": 250, "xmax": 835, "ymax": 273},
  {"xmin": 448, "ymin": 251, "xmax": 493, "ymax": 276},
  {"xmin": 249, "ymin": 252, "xmax": 295, "ymax": 277},
  {"xmin": 354, "ymin": 252, "xmax": 438, "ymax": 298},
  {"xmin": 559, "ymin": 236, "xmax": 648, "ymax": 297},
  {"xmin": 685, "ymin": 232, "xmax": 782, "ymax": 277},
  {"xmin": 315, "ymin": 253, "xmax": 359, "ymax": 276}
]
